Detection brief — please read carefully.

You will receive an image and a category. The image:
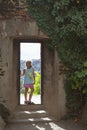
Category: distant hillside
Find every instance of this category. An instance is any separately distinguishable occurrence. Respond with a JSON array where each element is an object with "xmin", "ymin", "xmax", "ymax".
[{"xmin": 20, "ymin": 59, "xmax": 41, "ymax": 72}]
